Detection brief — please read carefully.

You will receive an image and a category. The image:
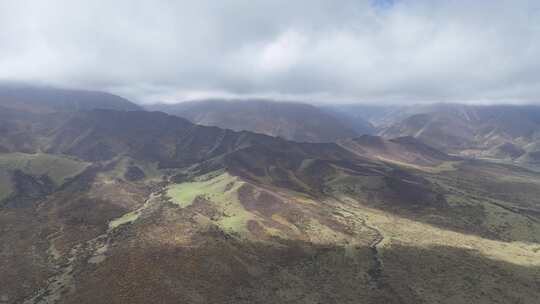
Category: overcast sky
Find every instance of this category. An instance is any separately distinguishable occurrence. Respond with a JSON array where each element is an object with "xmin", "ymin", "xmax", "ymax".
[{"xmin": 1, "ymin": 0, "xmax": 540, "ymax": 104}]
